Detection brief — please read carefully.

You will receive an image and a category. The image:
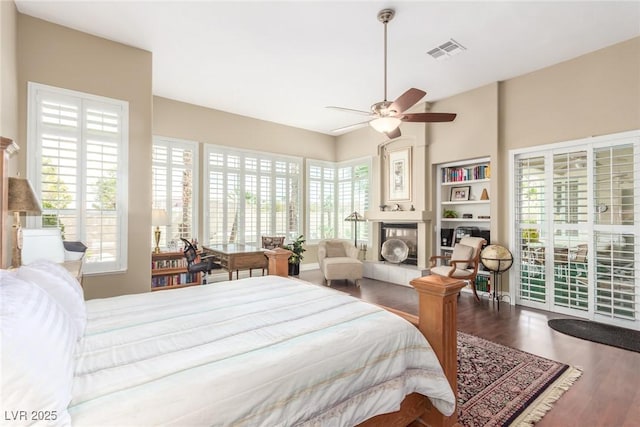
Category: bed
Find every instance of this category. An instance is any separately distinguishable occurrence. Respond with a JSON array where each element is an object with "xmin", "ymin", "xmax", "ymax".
[{"xmin": 0, "ymin": 141, "xmax": 465, "ymax": 426}]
